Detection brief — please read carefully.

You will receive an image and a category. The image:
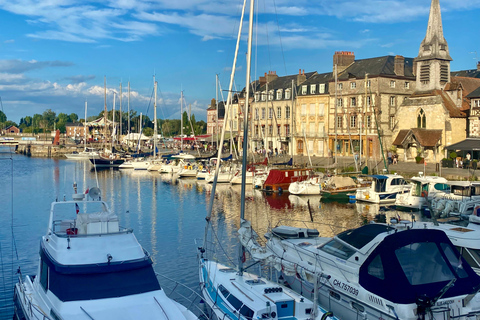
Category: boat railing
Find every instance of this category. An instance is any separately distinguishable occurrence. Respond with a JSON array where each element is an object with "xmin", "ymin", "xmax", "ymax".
[
  {"xmin": 16, "ymin": 271, "xmax": 54, "ymax": 320},
  {"xmin": 52, "ymin": 219, "xmax": 133, "ymax": 237},
  {"xmin": 155, "ymin": 272, "xmax": 213, "ymax": 319}
]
